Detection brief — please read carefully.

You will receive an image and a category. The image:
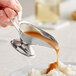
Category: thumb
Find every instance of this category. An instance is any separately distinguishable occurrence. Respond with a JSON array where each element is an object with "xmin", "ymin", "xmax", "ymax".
[{"xmin": 0, "ymin": 0, "xmax": 22, "ymax": 11}]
